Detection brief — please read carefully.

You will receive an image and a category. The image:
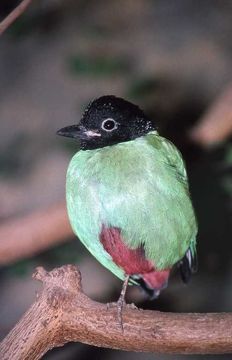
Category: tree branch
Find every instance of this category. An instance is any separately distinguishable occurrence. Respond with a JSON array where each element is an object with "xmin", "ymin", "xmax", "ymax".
[
  {"xmin": 190, "ymin": 83, "xmax": 232, "ymax": 146},
  {"xmin": 0, "ymin": 0, "xmax": 33, "ymax": 36},
  {"xmin": 0, "ymin": 203, "xmax": 73, "ymax": 265},
  {"xmin": 0, "ymin": 265, "xmax": 231, "ymax": 359}
]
